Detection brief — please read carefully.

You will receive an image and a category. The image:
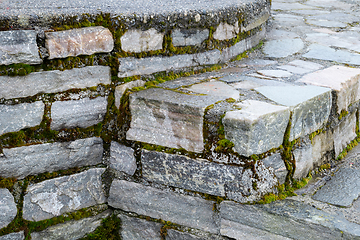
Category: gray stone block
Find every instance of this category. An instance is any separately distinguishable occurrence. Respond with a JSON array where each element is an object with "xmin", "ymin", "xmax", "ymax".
[
  {"xmin": 193, "ymin": 50, "xmax": 221, "ymax": 66},
  {"xmin": 0, "ymin": 101, "xmax": 44, "ymax": 136},
  {"xmin": 45, "ymin": 27, "xmax": 114, "ymax": 59},
  {"xmin": 109, "ymin": 142, "xmax": 136, "ymax": 175},
  {"xmin": 0, "ymin": 30, "xmax": 42, "ymax": 65},
  {"xmin": 0, "ymin": 188, "xmax": 17, "ymax": 229},
  {"xmin": 186, "ymin": 80, "xmax": 239, "ymax": 100},
  {"xmin": 213, "ymin": 22, "xmax": 239, "ymax": 41},
  {"xmin": 121, "ymin": 28, "xmax": 163, "ymax": 53},
  {"xmin": 23, "ymin": 168, "xmax": 106, "ymax": 222},
  {"xmin": 141, "ymin": 150, "xmax": 243, "ymax": 196},
  {"xmin": 166, "ymin": 229, "xmax": 202, "ymax": 240},
  {"xmin": 50, "ymin": 97, "xmax": 108, "ymax": 130},
  {"xmin": 0, "ymin": 66, "xmax": 111, "ymax": 100},
  {"xmin": 108, "ymin": 180, "xmax": 218, "ymax": 233},
  {"xmin": 126, "ymin": 88, "xmax": 223, "ymax": 153},
  {"xmin": 223, "ymin": 100, "xmax": 290, "ymax": 157},
  {"xmin": 262, "ymin": 153, "xmax": 287, "ymax": 184},
  {"xmin": 172, "ymin": 29, "xmax": 209, "ymax": 46},
  {"xmin": 31, "ymin": 210, "xmax": 111, "ymax": 240},
  {"xmin": 334, "ymin": 111, "xmax": 357, "ymax": 157},
  {"xmin": 0, "ymin": 231, "xmax": 24, "ymax": 240},
  {"xmin": 255, "ymin": 85, "xmax": 332, "ymax": 141},
  {"xmin": 293, "ymin": 143, "xmax": 313, "ymax": 179},
  {"xmin": 311, "ymin": 130, "xmax": 334, "ymax": 167},
  {"xmin": 242, "ymin": 11, "xmax": 270, "ymax": 32},
  {"xmin": 118, "ymin": 214, "xmax": 162, "ymax": 240},
  {"xmin": 114, "ymin": 80, "xmax": 145, "ymax": 108},
  {"xmin": 0, "ymin": 137, "xmax": 103, "ymax": 179}
]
